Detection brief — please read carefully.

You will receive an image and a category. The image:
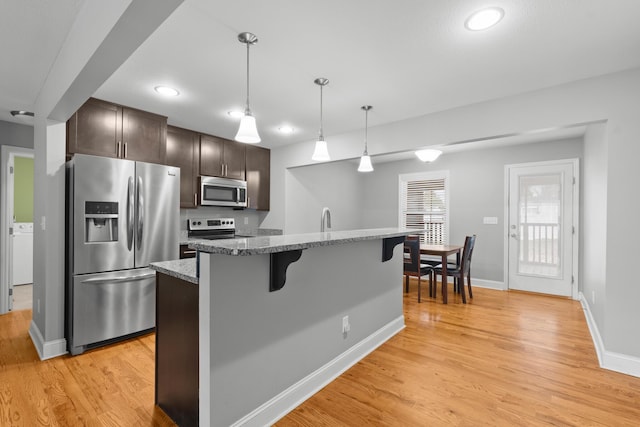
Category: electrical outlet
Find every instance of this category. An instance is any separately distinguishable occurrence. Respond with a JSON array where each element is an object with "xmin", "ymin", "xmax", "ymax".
[
  {"xmin": 342, "ymin": 315, "xmax": 350, "ymax": 334},
  {"xmin": 244, "ymin": 216, "xmax": 249, "ymax": 225},
  {"xmin": 37, "ymin": 299, "xmax": 40, "ymax": 314}
]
